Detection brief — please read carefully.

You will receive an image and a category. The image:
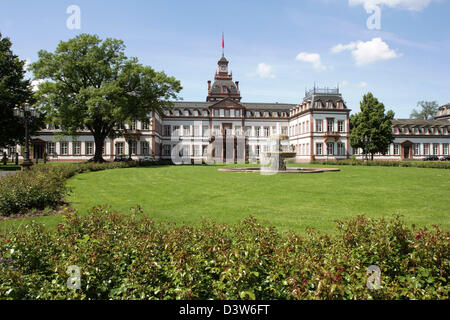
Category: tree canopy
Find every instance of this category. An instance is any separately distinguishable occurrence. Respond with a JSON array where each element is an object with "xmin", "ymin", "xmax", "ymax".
[
  {"xmin": 410, "ymin": 101, "xmax": 439, "ymax": 120},
  {"xmin": 350, "ymin": 93, "xmax": 395, "ymax": 160},
  {"xmin": 0, "ymin": 33, "xmax": 36, "ymax": 148},
  {"xmin": 31, "ymin": 33, "xmax": 182, "ymax": 162}
]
